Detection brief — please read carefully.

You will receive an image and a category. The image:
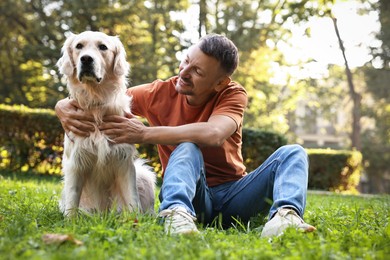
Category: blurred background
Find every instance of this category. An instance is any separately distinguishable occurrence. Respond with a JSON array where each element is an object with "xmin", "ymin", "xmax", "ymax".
[{"xmin": 0, "ymin": 0, "xmax": 388, "ymax": 193}]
